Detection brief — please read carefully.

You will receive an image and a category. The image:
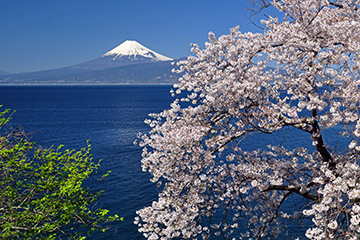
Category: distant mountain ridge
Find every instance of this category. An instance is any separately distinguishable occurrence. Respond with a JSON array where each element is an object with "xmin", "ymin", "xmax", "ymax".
[
  {"xmin": 0, "ymin": 40, "xmax": 179, "ymax": 85},
  {"xmin": 0, "ymin": 70, "xmax": 9, "ymax": 76}
]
